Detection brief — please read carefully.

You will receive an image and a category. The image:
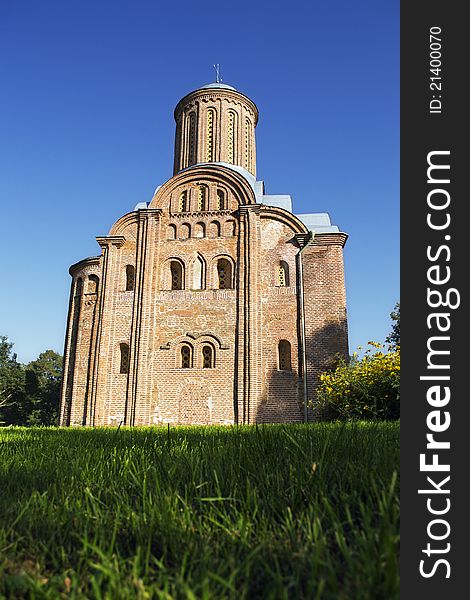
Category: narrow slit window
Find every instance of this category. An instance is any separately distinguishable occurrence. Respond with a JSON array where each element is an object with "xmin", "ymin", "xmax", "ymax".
[
  {"xmin": 125, "ymin": 265, "xmax": 135, "ymax": 291},
  {"xmin": 216, "ymin": 189, "xmax": 225, "ymax": 210},
  {"xmin": 181, "ymin": 345, "xmax": 192, "ymax": 368},
  {"xmin": 278, "ymin": 261, "xmax": 289, "ymax": 287},
  {"xmin": 217, "ymin": 259, "xmax": 233, "ymax": 290},
  {"xmin": 188, "ymin": 113, "xmax": 196, "ymax": 165},
  {"xmin": 278, "ymin": 340, "xmax": 292, "ymax": 371},
  {"xmin": 206, "ymin": 109, "xmax": 215, "ymax": 161},
  {"xmin": 193, "ymin": 255, "xmax": 205, "ymax": 289},
  {"xmin": 120, "ymin": 343, "xmax": 130, "ymax": 374},
  {"xmin": 227, "ymin": 111, "xmax": 235, "ymax": 163},
  {"xmin": 170, "ymin": 261, "xmax": 183, "ymax": 290},
  {"xmin": 244, "ymin": 118, "xmax": 252, "ymax": 170},
  {"xmin": 198, "ymin": 185, "xmax": 207, "ymax": 211},
  {"xmin": 202, "ymin": 345, "xmax": 214, "ymax": 368},
  {"xmin": 179, "ymin": 190, "xmax": 188, "ymax": 212}
]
